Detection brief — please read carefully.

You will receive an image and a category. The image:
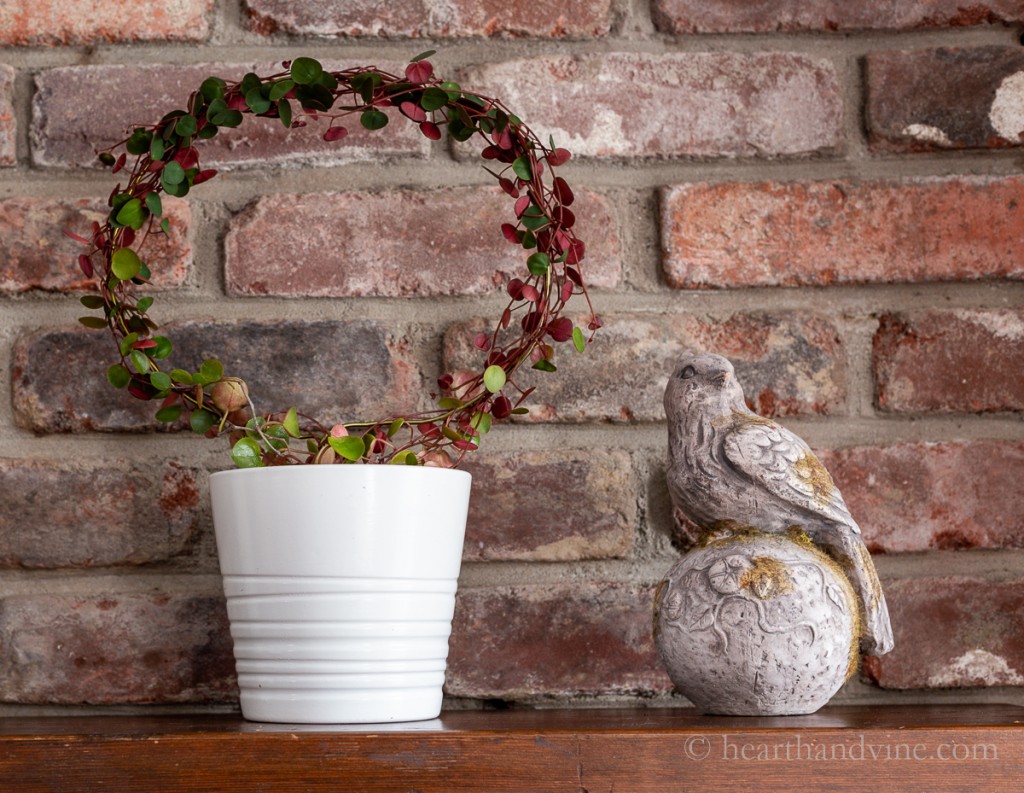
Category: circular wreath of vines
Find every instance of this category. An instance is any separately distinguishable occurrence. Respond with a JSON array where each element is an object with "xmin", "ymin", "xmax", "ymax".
[{"xmin": 73, "ymin": 53, "xmax": 599, "ymax": 468}]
